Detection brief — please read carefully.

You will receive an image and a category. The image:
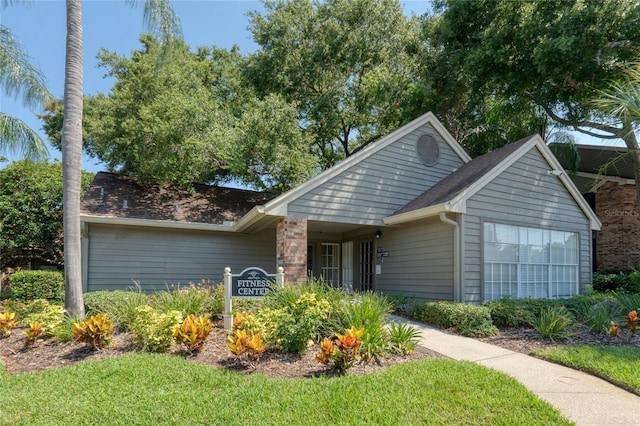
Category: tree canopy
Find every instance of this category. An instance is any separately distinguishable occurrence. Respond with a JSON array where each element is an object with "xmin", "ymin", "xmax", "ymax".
[
  {"xmin": 43, "ymin": 0, "xmax": 422, "ymax": 189},
  {"xmin": 0, "ymin": 160, "xmax": 93, "ymax": 269},
  {"xmin": 39, "ymin": 0, "xmax": 640, "ymax": 193},
  {"xmin": 422, "ymin": 0, "xmax": 640, "ymax": 156},
  {"xmin": 42, "ymin": 36, "xmax": 317, "ymax": 191},
  {"xmin": 246, "ymin": 0, "xmax": 422, "ymax": 168}
]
